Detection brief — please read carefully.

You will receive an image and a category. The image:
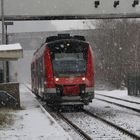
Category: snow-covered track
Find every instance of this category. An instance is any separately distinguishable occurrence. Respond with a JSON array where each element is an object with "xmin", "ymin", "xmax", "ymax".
[
  {"xmin": 36, "ymin": 99, "xmax": 93, "ymax": 140},
  {"xmin": 96, "ymin": 93, "xmax": 140, "ymax": 105},
  {"xmin": 56, "ymin": 112, "xmax": 93, "ymax": 140},
  {"xmin": 95, "ymin": 97, "xmax": 140, "ymax": 113},
  {"xmin": 83, "ymin": 109, "xmax": 140, "ymax": 140},
  {"xmin": 23, "ymin": 84, "xmax": 92, "ymax": 139},
  {"xmin": 24, "ymin": 84, "xmax": 140, "ymax": 139}
]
